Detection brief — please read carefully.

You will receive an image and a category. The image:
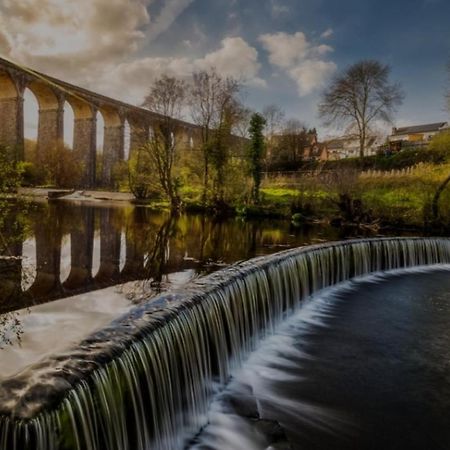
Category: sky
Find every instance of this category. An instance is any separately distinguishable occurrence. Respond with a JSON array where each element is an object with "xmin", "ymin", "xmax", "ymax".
[{"xmin": 0, "ymin": 0, "xmax": 449, "ymax": 141}]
